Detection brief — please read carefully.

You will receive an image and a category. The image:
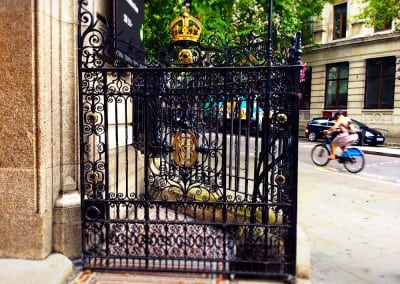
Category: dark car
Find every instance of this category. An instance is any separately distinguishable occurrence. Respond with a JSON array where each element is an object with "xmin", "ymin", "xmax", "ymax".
[
  {"xmin": 304, "ymin": 117, "xmax": 385, "ymax": 146},
  {"xmin": 351, "ymin": 119, "xmax": 385, "ymax": 146},
  {"xmin": 304, "ymin": 117, "xmax": 335, "ymax": 142}
]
